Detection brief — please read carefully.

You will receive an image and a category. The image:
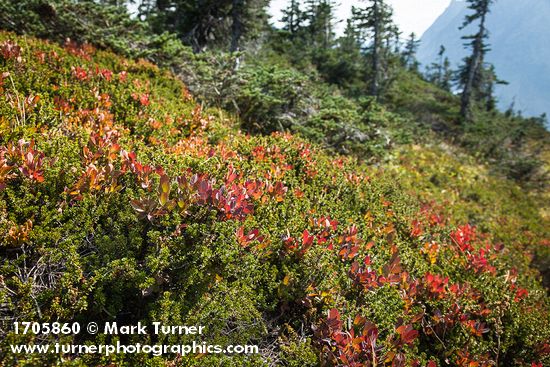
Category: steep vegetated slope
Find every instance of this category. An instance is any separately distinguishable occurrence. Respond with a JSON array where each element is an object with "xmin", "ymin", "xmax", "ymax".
[
  {"xmin": 1, "ymin": 33, "xmax": 549, "ymax": 367},
  {"xmin": 1, "ymin": 0, "xmax": 548, "ymax": 194}
]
